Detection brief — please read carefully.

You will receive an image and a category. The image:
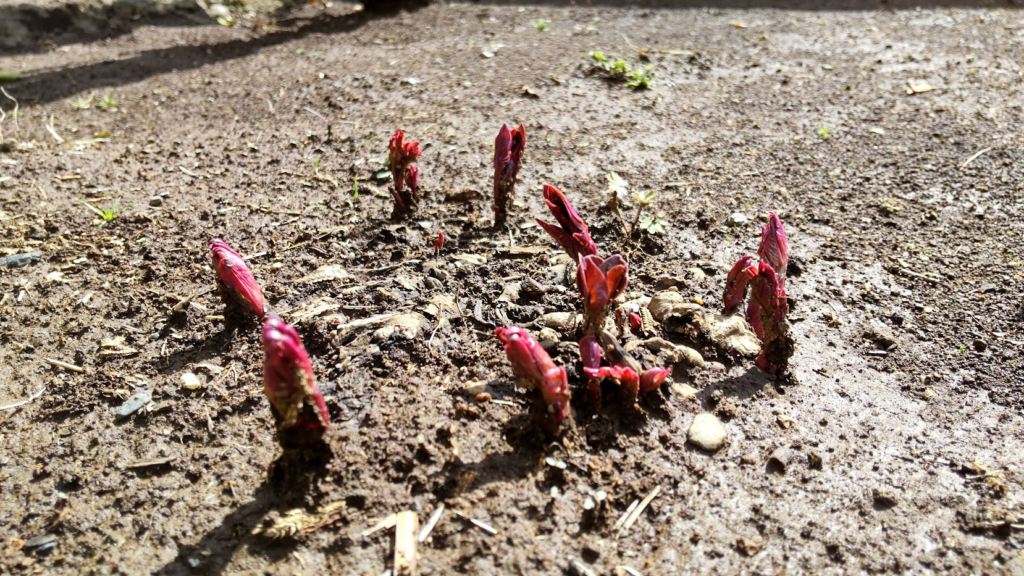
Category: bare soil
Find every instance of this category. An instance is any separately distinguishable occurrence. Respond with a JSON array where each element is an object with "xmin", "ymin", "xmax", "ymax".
[{"xmin": 1, "ymin": 2, "xmax": 1022, "ymax": 574}]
